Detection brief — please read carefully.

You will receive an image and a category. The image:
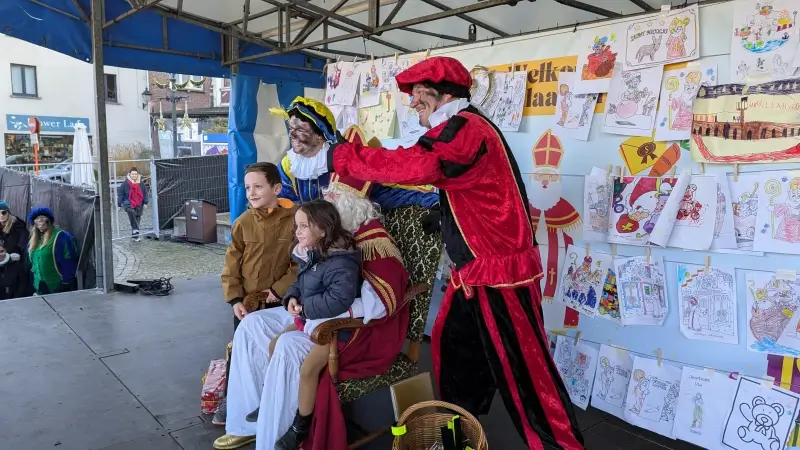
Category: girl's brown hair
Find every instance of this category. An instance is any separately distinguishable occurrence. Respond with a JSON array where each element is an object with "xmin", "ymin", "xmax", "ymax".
[{"xmin": 298, "ymin": 200, "xmax": 355, "ymax": 259}]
